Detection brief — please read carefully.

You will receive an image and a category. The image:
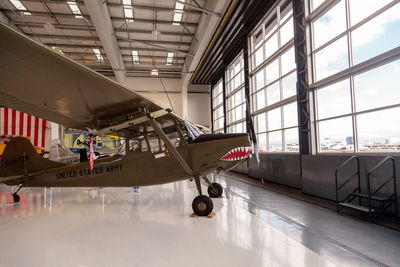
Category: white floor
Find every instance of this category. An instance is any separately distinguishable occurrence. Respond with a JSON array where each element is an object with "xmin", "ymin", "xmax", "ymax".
[{"xmin": 0, "ymin": 174, "xmax": 398, "ymax": 267}]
